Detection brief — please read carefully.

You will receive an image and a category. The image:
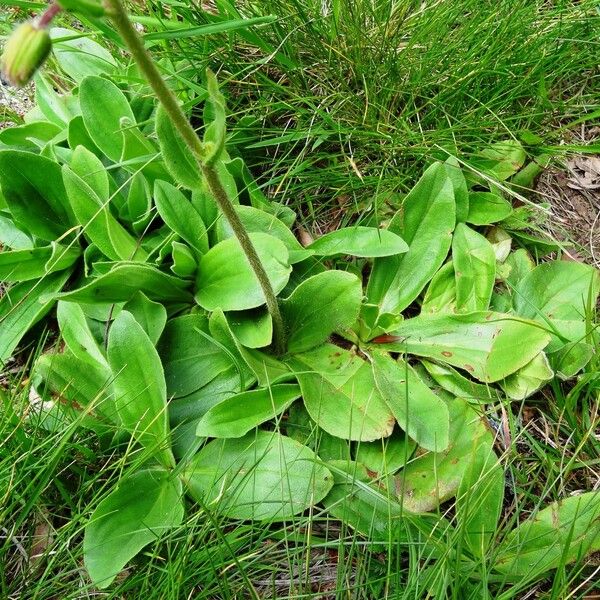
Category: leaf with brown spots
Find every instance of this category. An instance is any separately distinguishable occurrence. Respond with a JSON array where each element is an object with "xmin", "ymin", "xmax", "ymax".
[
  {"xmin": 290, "ymin": 345, "xmax": 395, "ymax": 442},
  {"xmin": 370, "ymin": 312, "xmax": 551, "ymax": 383},
  {"xmin": 393, "ymin": 399, "xmax": 494, "ymax": 512}
]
